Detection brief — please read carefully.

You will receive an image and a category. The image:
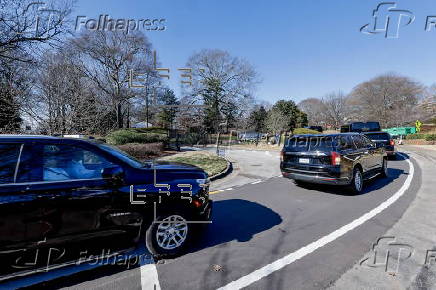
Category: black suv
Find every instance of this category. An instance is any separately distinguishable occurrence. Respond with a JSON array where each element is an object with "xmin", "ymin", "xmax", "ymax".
[
  {"xmin": 363, "ymin": 131, "xmax": 396, "ymax": 159},
  {"xmin": 280, "ymin": 133, "xmax": 388, "ymax": 193},
  {"xmin": 0, "ymin": 135, "xmax": 212, "ymax": 279},
  {"xmin": 340, "ymin": 122, "xmax": 381, "ymax": 133}
]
